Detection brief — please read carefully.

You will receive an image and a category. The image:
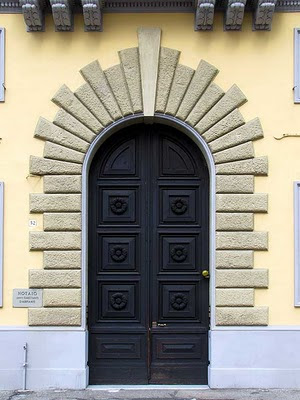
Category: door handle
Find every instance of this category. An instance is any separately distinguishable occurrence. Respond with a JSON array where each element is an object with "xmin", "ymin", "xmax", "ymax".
[{"xmin": 202, "ymin": 270, "xmax": 210, "ymax": 279}]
